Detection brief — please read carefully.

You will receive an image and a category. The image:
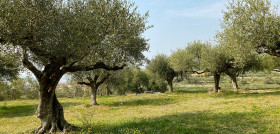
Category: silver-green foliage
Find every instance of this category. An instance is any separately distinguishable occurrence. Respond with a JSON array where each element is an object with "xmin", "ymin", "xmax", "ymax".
[
  {"xmin": 0, "ymin": 45, "xmax": 20, "ymax": 80},
  {"xmin": 218, "ymin": 0, "xmax": 280, "ymax": 57},
  {"xmin": 201, "ymin": 45, "xmax": 232, "ymax": 74},
  {"xmin": 170, "ymin": 40, "xmax": 208, "ymax": 73},
  {"xmin": 0, "ymin": 0, "xmax": 149, "ymax": 71},
  {"xmin": 147, "ymin": 54, "xmax": 176, "ymax": 81}
]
